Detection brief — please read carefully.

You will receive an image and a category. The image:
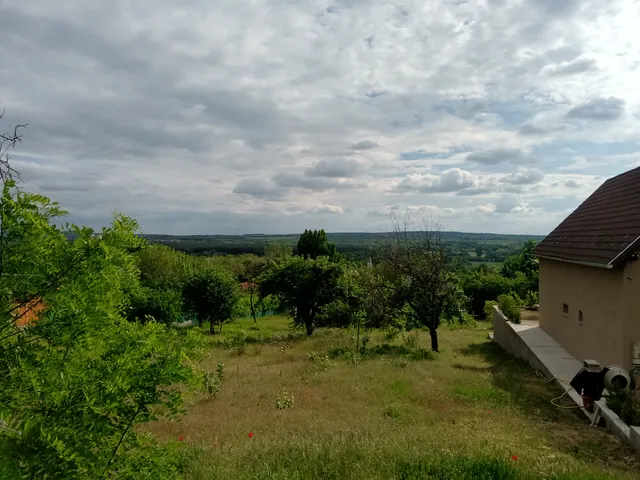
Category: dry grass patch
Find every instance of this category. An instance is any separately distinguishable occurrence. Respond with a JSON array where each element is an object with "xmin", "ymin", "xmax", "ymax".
[{"xmin": 147, "ymin": 317, "xmax": 639, "ymax": 479}]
